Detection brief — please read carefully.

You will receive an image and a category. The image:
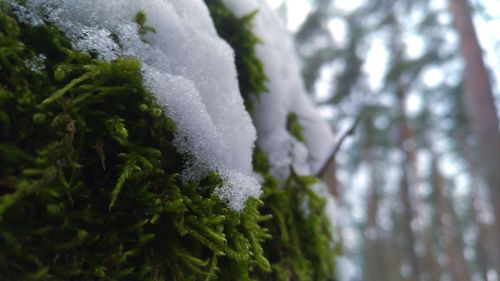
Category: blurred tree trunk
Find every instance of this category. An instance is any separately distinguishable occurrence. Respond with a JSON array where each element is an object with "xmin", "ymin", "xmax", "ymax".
[
  {"xmin": 471, "ymin": 188, "xmax": 496, "ymax": 281},
  {"xmin": 390, "ymin": 9, "xmax": 422, "ymax": 277},
  {"xmin": 430, "ymin": 156, "xmax": 472, "ymax": 281},
  {"xmin": 386, "ymin": 214, "xmax": 406, "ymax": 281},
  {"xmin": 423, "ymin": 225, "xmax": 441, "ymax": 281},
  {"xmin": 460, "ymin": 136, "xmax": 500, "ymax": 278},
  {"xmin": 362, "ymin": 145, "xmax": 388, "ymax": 281},
  {"xmin": 449, "ymin": 0, "xmax": 500, "ymax": 230},
  {"xmin": 395, "ymin": 77, "xmax": 422, "ymax": 280},
  {"xmin": 397, "ymin": 98, "xmax": 421, "ymax": 281}
]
